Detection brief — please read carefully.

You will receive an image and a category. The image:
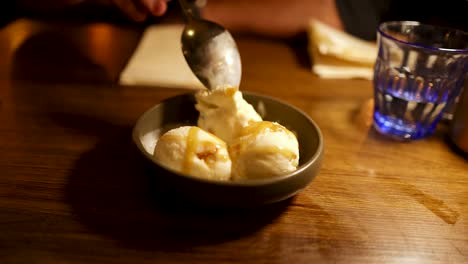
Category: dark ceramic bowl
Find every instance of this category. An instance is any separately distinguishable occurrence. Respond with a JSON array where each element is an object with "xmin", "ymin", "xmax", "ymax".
[{"xmin": 132, "ymin": 92, "xmax": 323, "ymax": 207}]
